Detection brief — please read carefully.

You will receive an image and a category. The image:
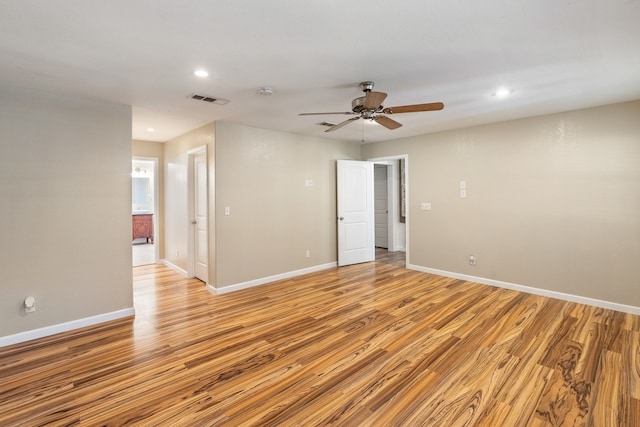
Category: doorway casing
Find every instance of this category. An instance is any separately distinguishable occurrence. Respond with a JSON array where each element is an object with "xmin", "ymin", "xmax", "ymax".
[
  {"xmin": 369, "ymin": 155, "xmax": 409, "ymax": 266},
  {"xmin": 132, "ymin": 156, "xmax": 159, "ymax": 265}
]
